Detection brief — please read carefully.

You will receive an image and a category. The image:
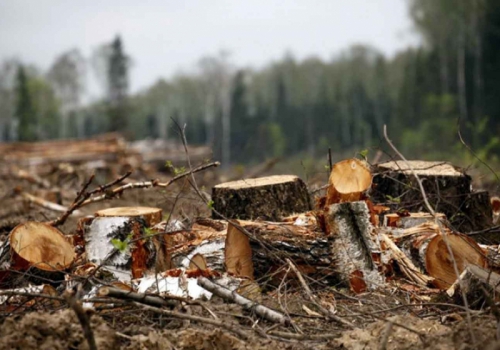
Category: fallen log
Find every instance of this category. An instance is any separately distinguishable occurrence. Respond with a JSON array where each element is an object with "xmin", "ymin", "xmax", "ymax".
[
  {"xmin": 212, "ymin": 175, "xmax": 311, "ymax": 220},
  {"xmin": 9, "ymin": 222, "xmax": 75, "ymax": 272},
  {"xmin": 327, "ymin": 201, "xmax": 384, "ymax": 292},
  {"xmin": 326, "ymin": 158, "xmax": 372, "ymax": 205},
  {"xmin": 384, "ymin": 212, "xmax": 446, "ymax": 229},
  {"xmin": 396, "ymin": 224, "xmax": 487, "ymax": 289},
  {"xmin": 240, "ymin": 221, "xmax": 336, "ymax": 286},
  {"xmin": 380, "ymin": 232, "xmax": 434, "ymax": 286}
]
